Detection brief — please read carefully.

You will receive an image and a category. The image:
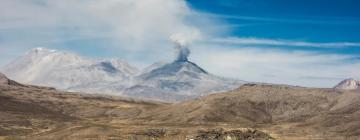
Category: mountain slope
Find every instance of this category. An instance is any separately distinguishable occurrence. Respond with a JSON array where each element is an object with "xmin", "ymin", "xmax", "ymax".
[
  {"xmin": 135, "ymin": 83, "xmax": 360, "ymax": 138},
  {"xmin": 1, "ymin": 47, "xmax": 139, "ymax": 92},
  {"xmin": 124, "ymin": 58, "xmax": 244, "ymax": 101},
  {"xmin": 0, "ymin": 72, "xmax": 14, "ymax": 85}
]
